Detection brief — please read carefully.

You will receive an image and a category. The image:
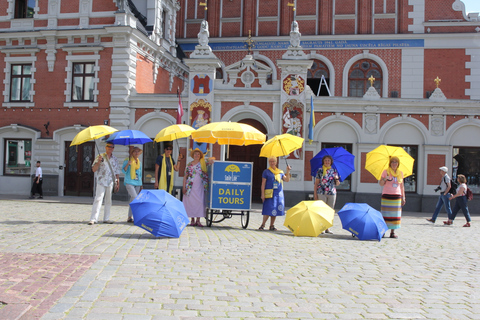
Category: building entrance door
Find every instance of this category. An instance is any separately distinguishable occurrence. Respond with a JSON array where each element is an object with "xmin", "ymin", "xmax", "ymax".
[
  {"xmin": 64, "ymin": 141, "xmax": 95, "ymax": 196},
  {"xmin": 228, "ymin": 119, "xmax": 267, "ymax": 203}
]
